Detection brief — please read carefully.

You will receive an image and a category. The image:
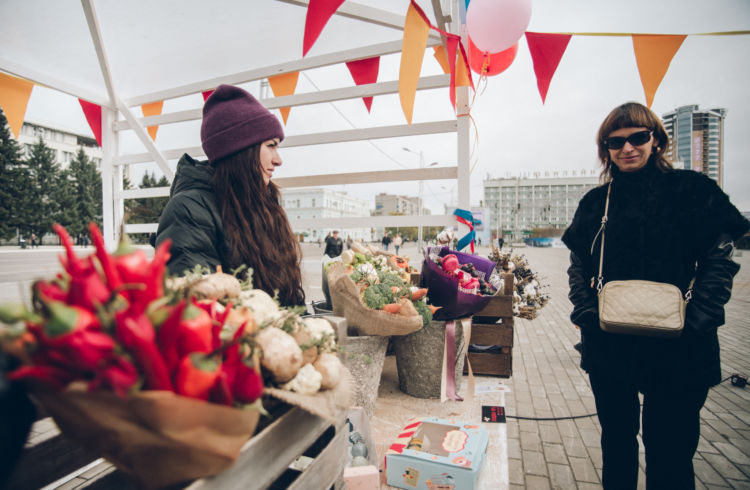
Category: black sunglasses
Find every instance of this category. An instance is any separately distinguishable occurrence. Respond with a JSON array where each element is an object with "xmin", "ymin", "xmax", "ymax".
[{"xmin": 604, "ymin": 130, "xmax": 653, "ymax": 150}]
